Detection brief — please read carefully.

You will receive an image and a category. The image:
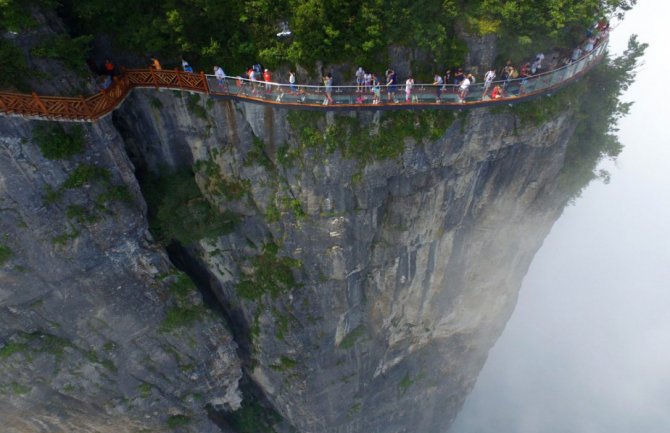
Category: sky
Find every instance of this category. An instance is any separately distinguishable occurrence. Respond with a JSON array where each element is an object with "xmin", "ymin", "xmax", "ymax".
[{"xmin": 449, "ymin": 1, "xmax": 670, "ymax": 432}]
